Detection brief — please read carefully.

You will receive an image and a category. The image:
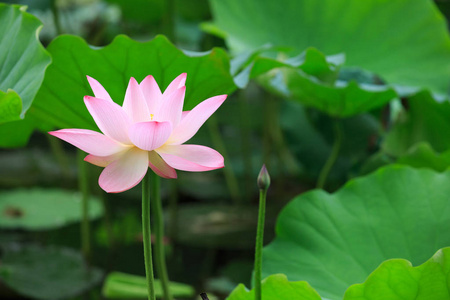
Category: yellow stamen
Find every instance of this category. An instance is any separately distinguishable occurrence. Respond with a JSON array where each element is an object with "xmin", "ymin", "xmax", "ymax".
[{"xmin": 150, "ymin": 114, "xmax": 154, "ymax": 121}]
